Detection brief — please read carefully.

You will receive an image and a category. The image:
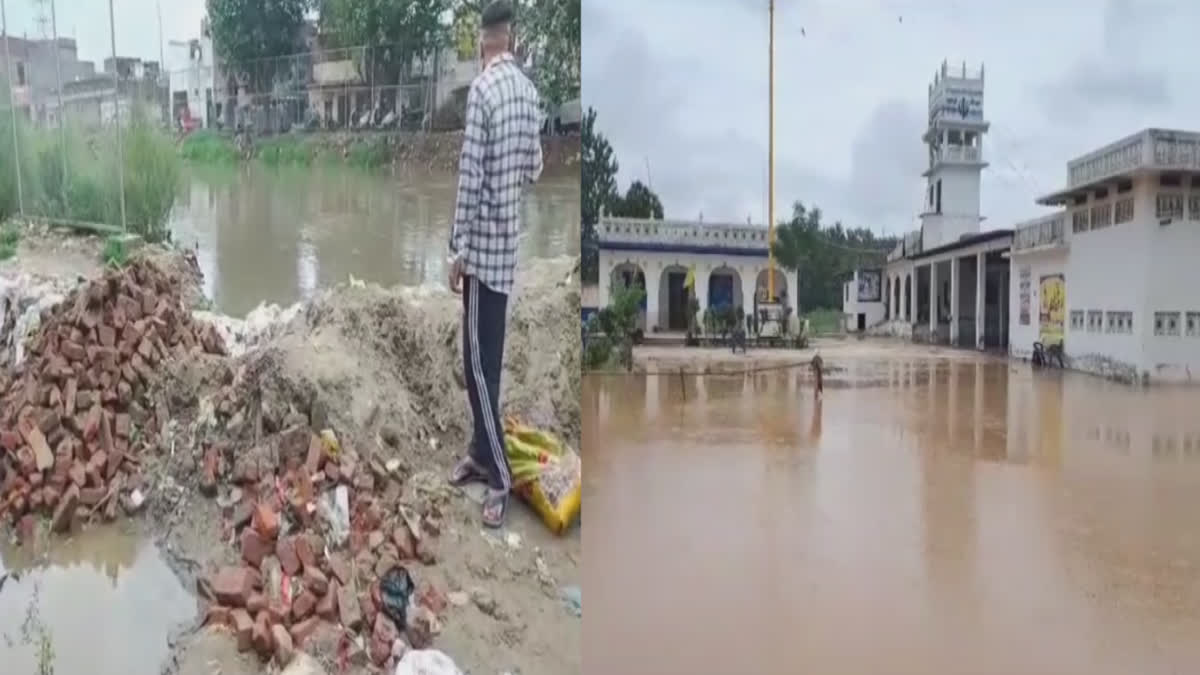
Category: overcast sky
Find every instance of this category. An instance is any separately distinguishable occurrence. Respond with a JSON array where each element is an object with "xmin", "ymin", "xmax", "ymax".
[
  {"xmin": 583, "ymin": 0, "xmax": 1198, "ymax": 235},
  {"xmin": 3, "ymin": 0, "xmax": 206, "ymax": 67}
]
